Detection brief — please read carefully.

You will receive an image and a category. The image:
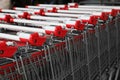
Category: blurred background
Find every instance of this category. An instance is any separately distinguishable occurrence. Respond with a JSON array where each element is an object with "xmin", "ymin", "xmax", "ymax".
[{"xmin": 0, "ymin": 0, "xmax": 120, "ymax": 9}]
